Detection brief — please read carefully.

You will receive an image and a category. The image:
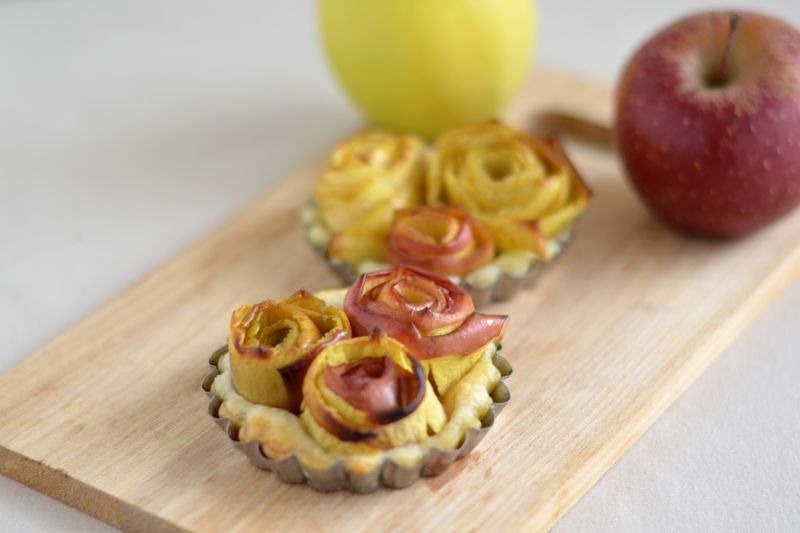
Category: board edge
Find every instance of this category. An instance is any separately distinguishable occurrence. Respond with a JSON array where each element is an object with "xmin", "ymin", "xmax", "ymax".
[{"xmin": 0, "ymin": 445, "xmax": 187, "ymax": 533}]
